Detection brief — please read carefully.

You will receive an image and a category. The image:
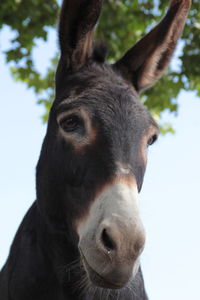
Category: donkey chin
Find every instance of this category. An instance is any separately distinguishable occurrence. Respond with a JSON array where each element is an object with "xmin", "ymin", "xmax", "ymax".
[
  {"xmin": 77, "ymin": 181, "xmax": 146, "ymax": 289},
  {"xmin": 80, "ymin": 249, "xmax": 141, "ymax": 289}
]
